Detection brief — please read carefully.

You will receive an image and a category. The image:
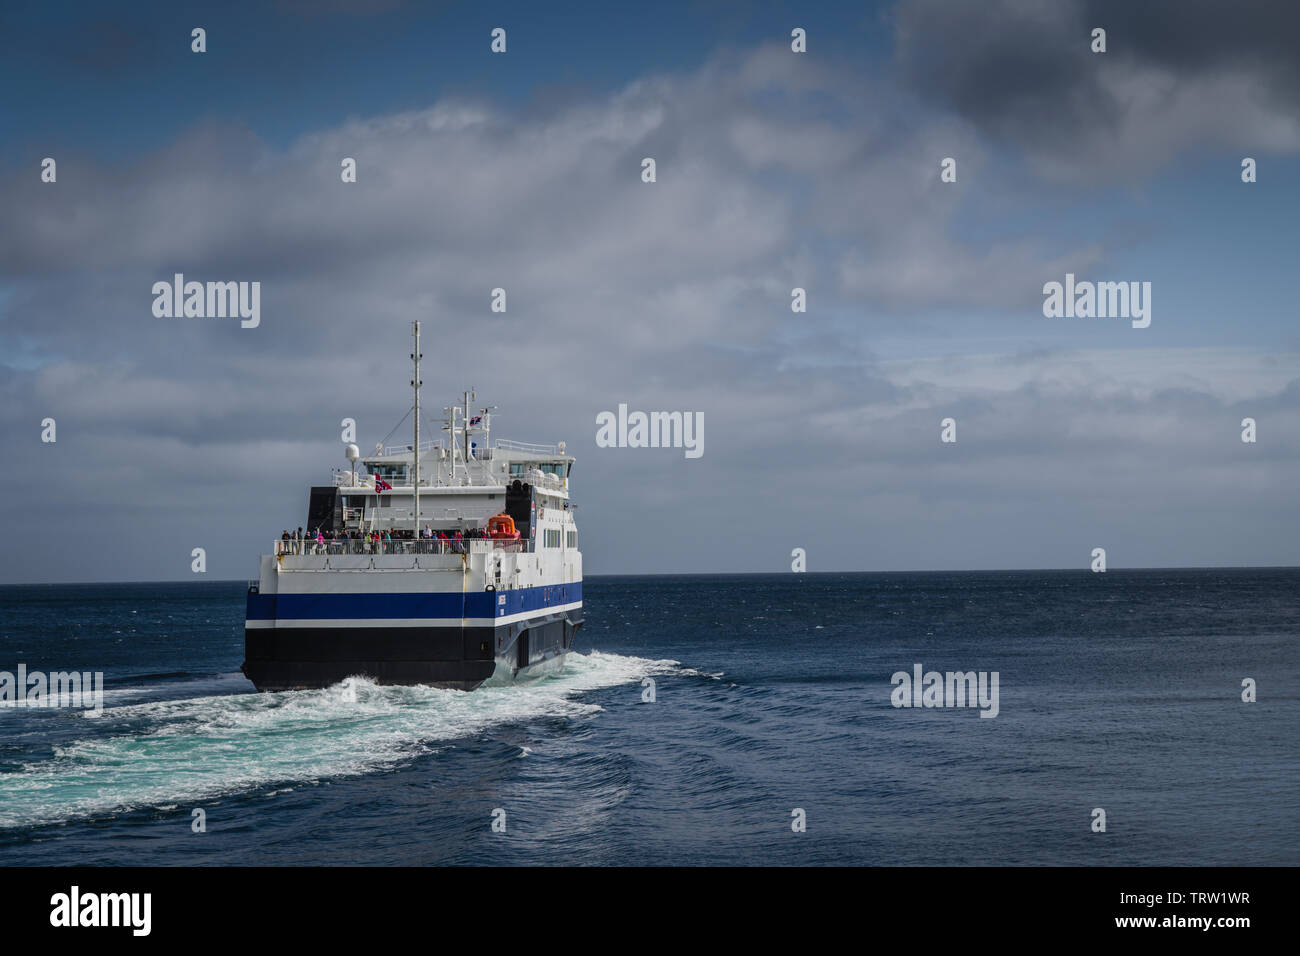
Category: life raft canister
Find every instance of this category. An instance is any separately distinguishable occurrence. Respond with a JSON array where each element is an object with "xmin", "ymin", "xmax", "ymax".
[{"xmin": 487, "ymin": 513, "xmax": 520, "ymax": 539}]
